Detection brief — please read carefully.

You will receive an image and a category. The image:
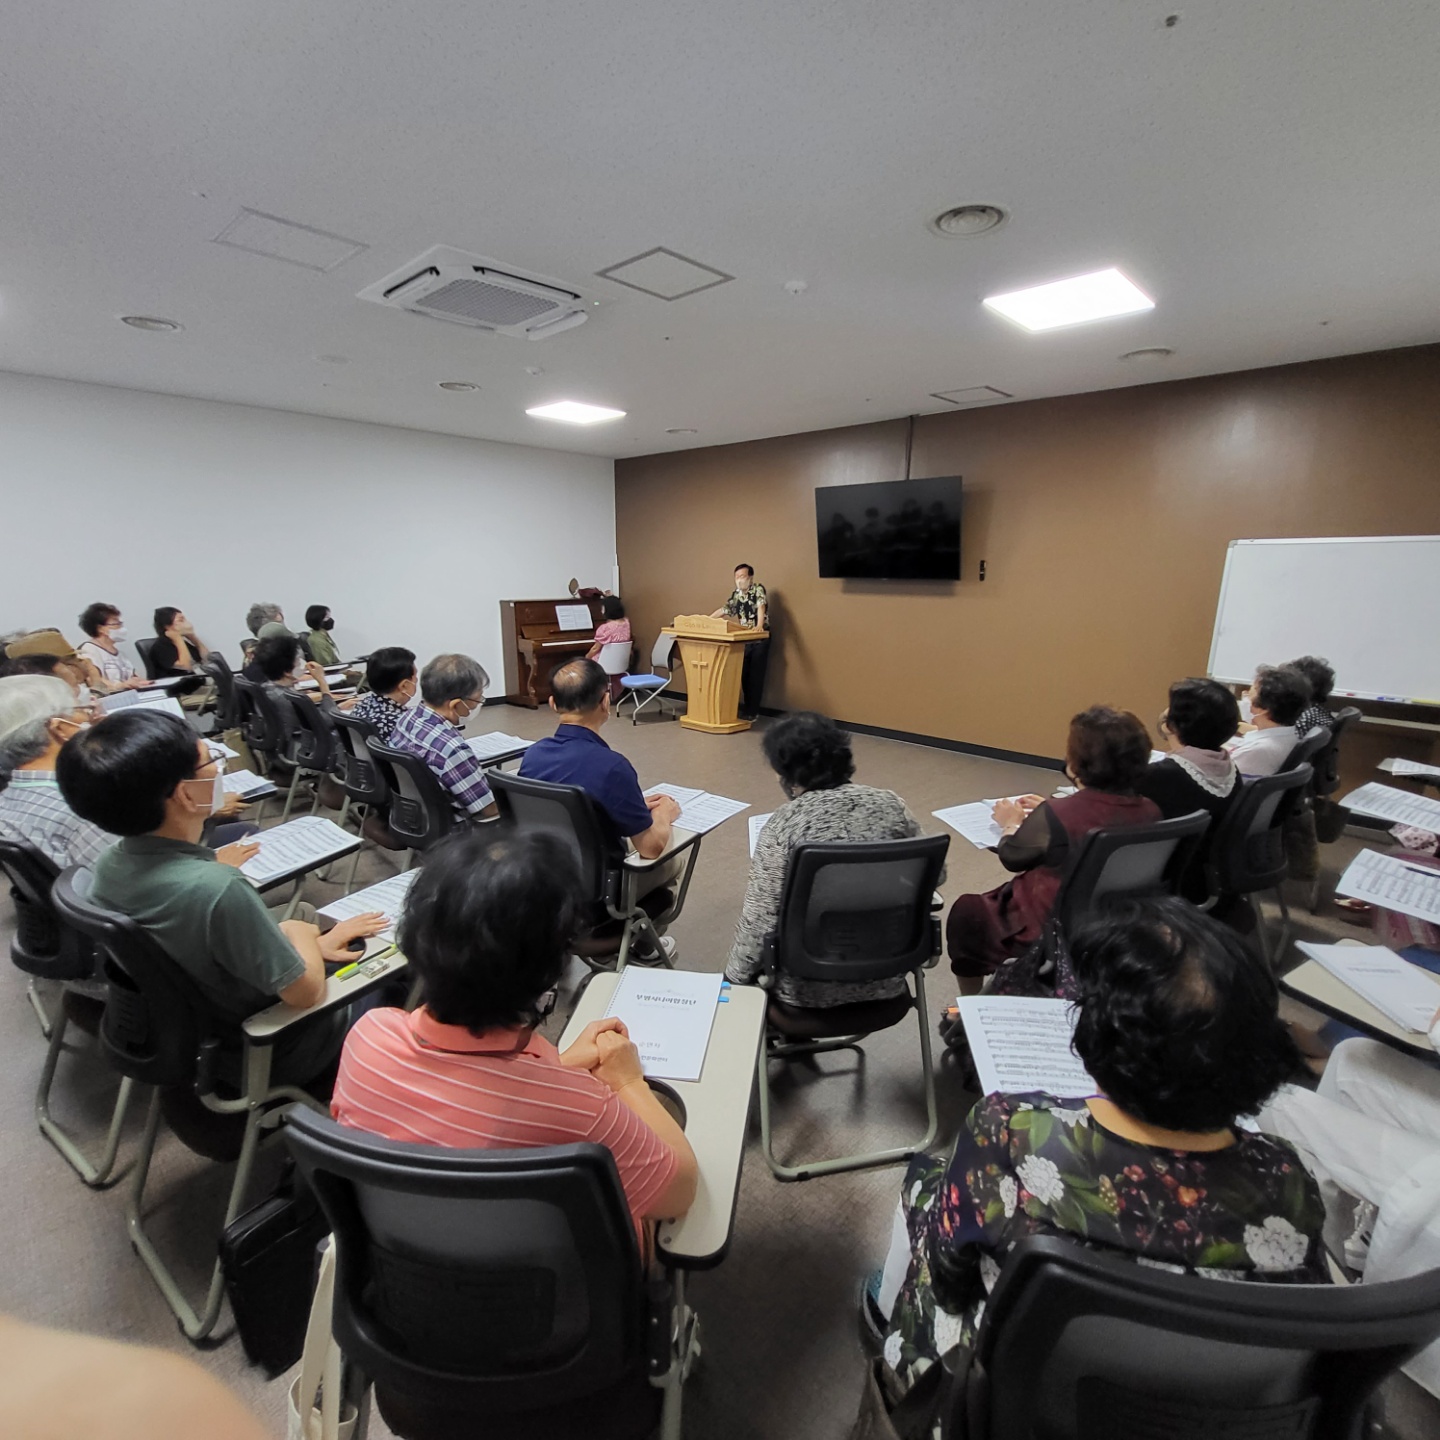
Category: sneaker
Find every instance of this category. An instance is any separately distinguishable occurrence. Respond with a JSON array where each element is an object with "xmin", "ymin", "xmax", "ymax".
[
  {"xmin": 859, "ymin": 1268, "xmax": 889, "ymax": 1349},
  {"xmin": 631, "ymin": 935, "xmax": 678, "ymax": 966},
  {"xmin": 1344, "ymin": 1199, "xmax": 1378, "ymax": 1273}
]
